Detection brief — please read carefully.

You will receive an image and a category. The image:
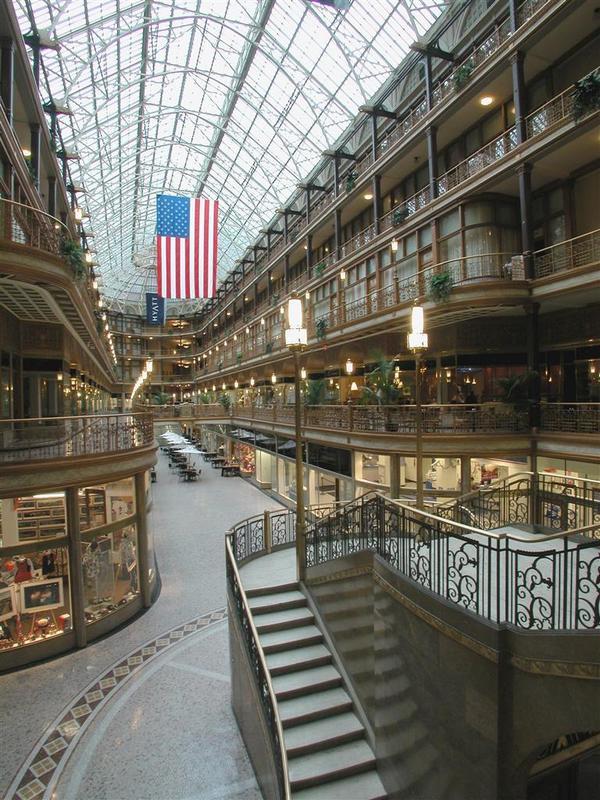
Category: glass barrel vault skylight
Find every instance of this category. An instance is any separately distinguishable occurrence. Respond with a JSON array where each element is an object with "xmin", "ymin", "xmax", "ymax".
[{"xmin": 15, "ymin": 0, "xmax": 447, "ymax": 312}]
